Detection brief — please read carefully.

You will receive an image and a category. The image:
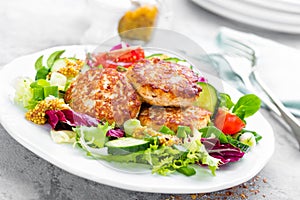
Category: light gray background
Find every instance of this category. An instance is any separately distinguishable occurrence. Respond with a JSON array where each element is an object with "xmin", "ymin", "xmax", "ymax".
[{"xmin": 1, "ymin": 0, "xmax": 300, "ymax": 199}]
